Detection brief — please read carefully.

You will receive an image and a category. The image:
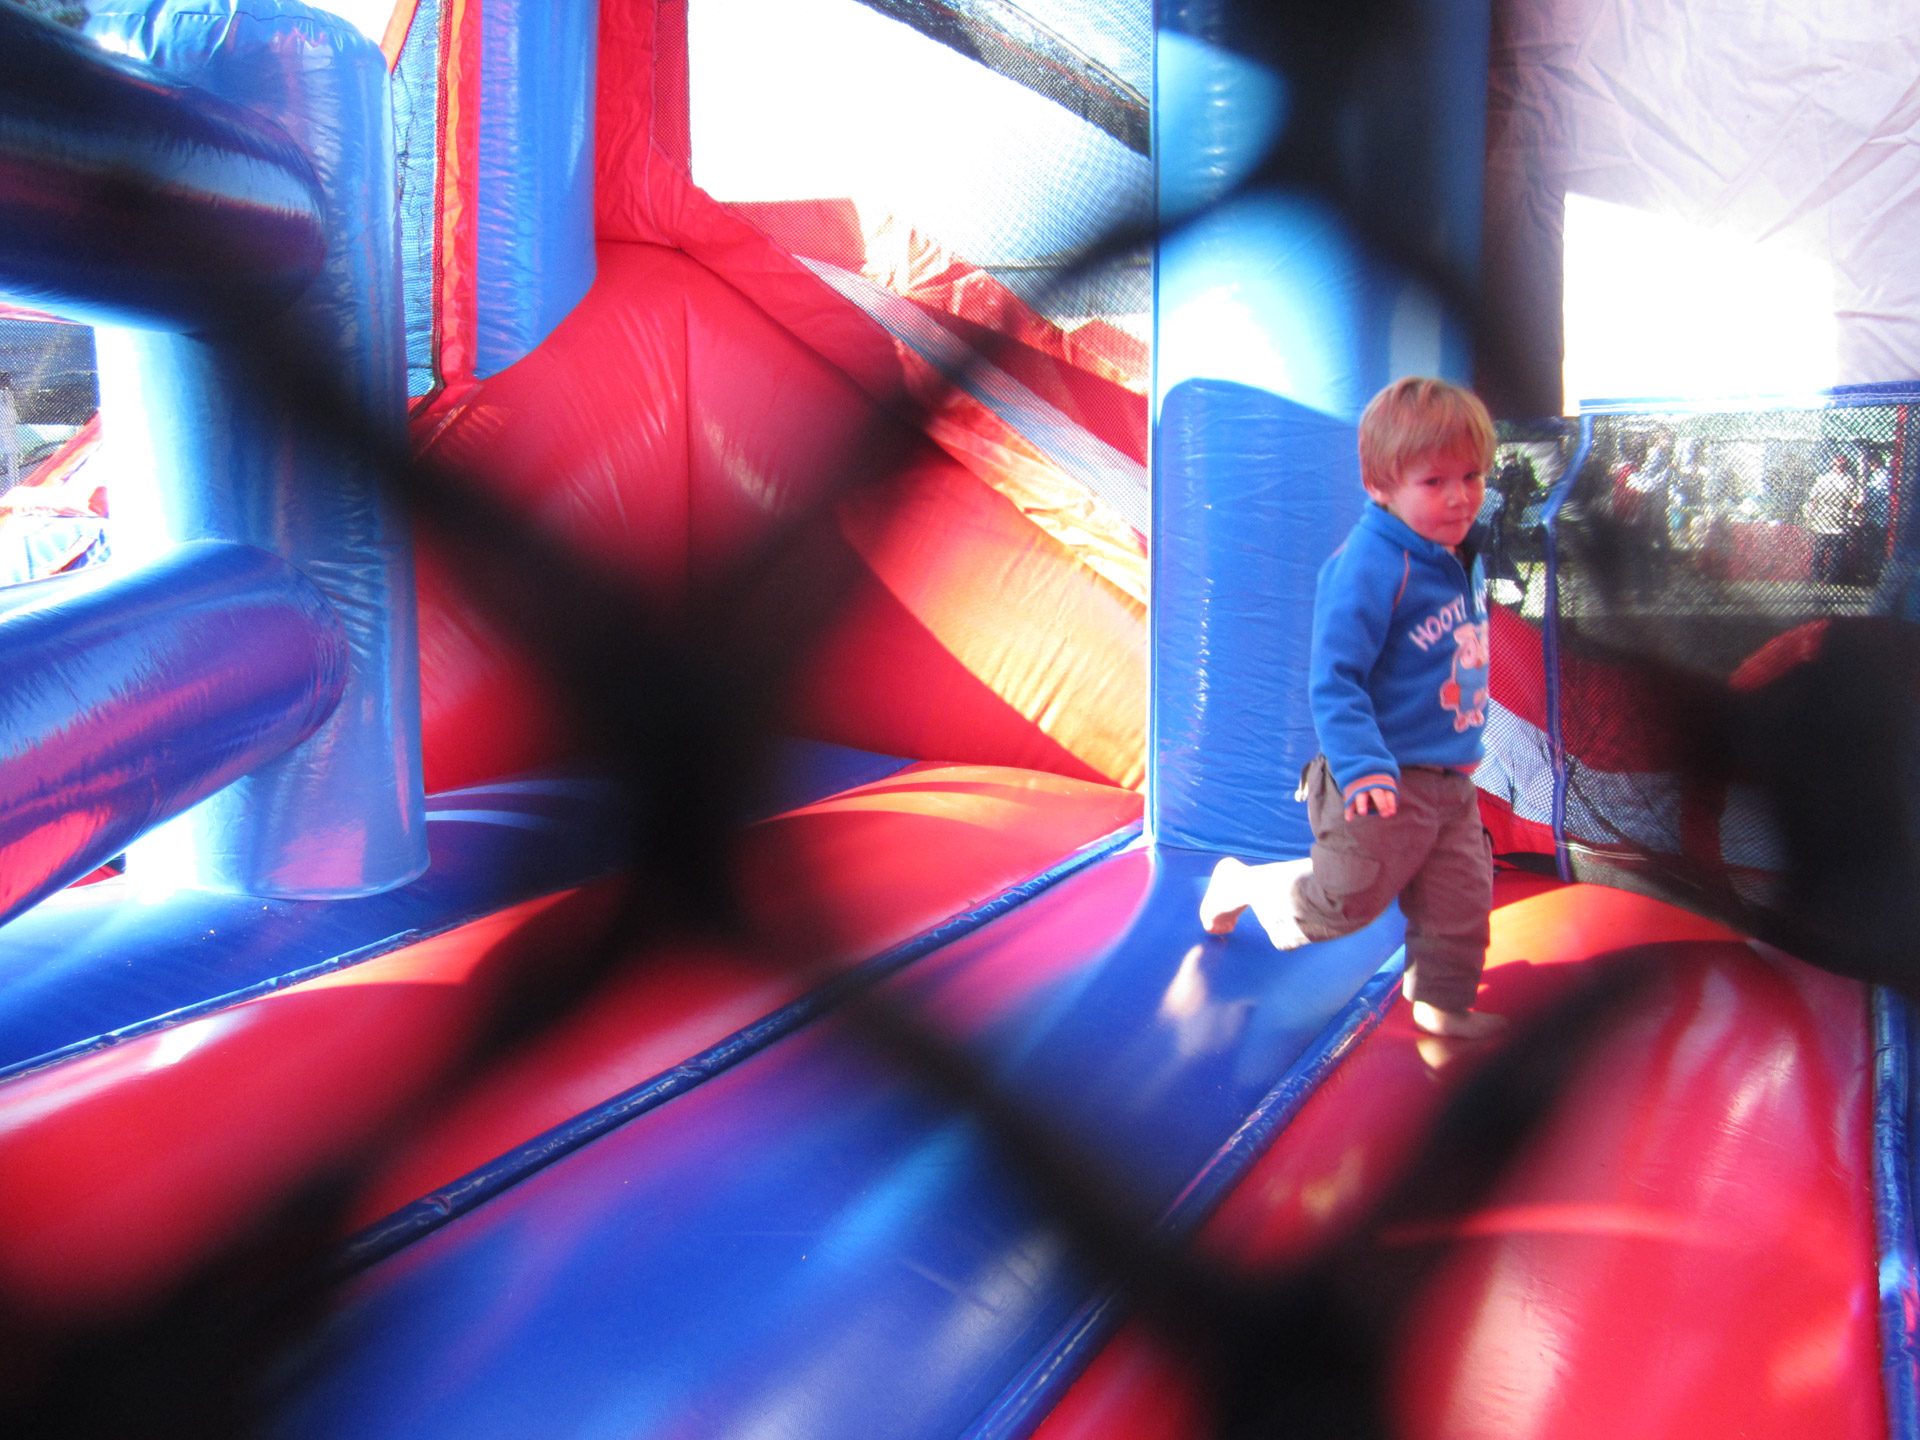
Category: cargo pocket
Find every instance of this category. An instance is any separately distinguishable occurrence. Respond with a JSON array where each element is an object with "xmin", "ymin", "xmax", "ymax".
[
  {"xmin": 1304, "ymin": 756, "xmax": 1346, "ymax": 836},
  {"xmin": 1293, "ymin": 837, "xmax": 1386, "ymax": 934}
]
